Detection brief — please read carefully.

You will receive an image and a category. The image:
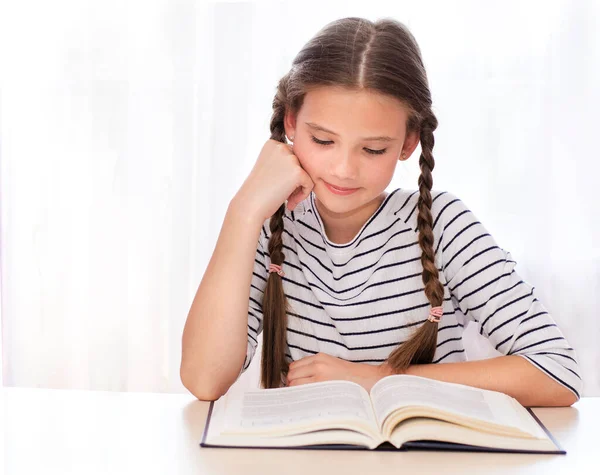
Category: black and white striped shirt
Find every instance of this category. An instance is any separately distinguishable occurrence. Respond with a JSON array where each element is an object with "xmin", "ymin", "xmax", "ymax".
[{"xmin": 239, "ymin": 188, "xmax": 583, "ymax": 400}]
